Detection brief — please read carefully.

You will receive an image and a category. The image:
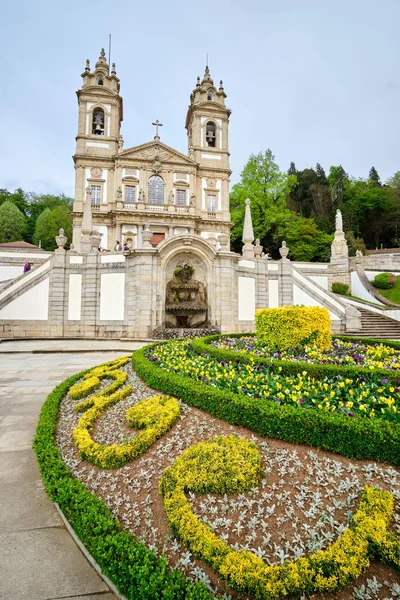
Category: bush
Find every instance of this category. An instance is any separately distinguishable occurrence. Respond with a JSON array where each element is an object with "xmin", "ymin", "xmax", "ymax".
[
  {"xmin": 255, "ymin": 306, "xmax": 331, "ymax": 351},
  {"xmin": 332, "ymin": 282, "xmax": 349, "ymax": 295},
  {"xmin": 373, "ymin": 272, "xmax": 397, "ymax": 290}
]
